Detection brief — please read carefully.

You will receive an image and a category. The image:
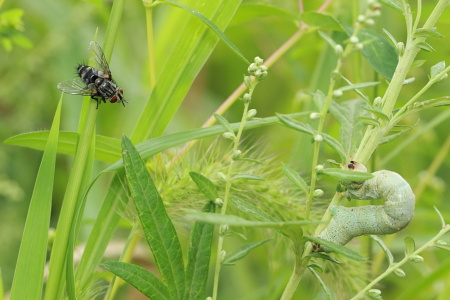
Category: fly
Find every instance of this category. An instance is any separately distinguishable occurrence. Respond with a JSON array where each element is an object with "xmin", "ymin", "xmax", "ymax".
[{"xmin": 57, "ymin": 41, "xmax": 127, "ymax": 108}]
